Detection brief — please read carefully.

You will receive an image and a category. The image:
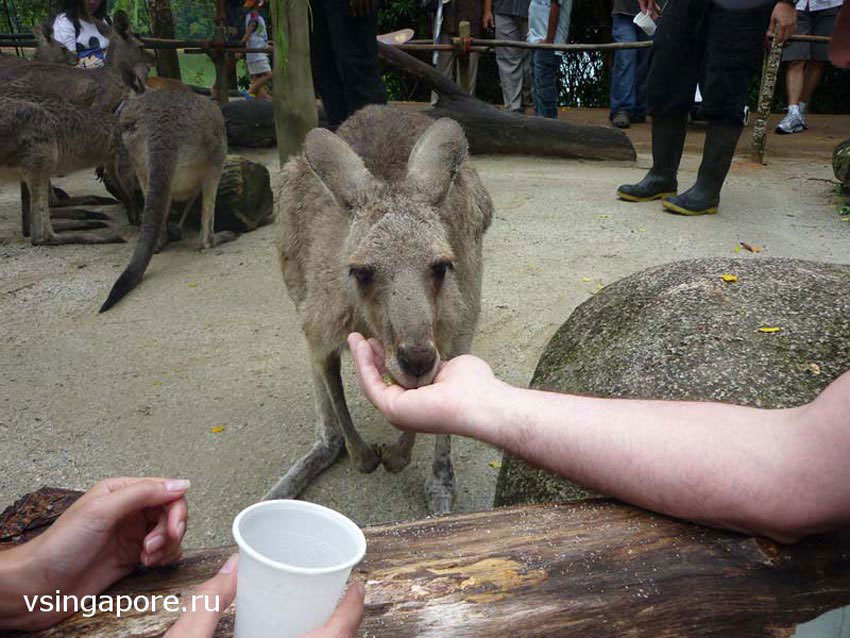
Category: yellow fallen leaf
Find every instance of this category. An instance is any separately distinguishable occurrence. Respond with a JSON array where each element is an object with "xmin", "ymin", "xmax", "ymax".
[
  {"xmin": 488, "ymin": 460, "xmax": 502, "ymax": 469},
  {"xmin": 211, "ymin": 425, "xmax": 225, "ymax": 434},
  {"xmin": 721, "ymin": 274, "xmax": 738, "ymax": 283},
  {"xmin": 152, "ymin": 381, "xmax": 162, "ymax": 387},
  {"xmin": 597, "ymin": 283, "xmax": 605, "ymax": 291},
  {"xmin": 599, "ymin": 214, "xmax": 610, "ymax": 219},
  {"xmin": 757, "ymin": 326, "xmax": 781, "ymax": 333},
  {"xmin": 807, "ymin": 362, "xmax": 821, "ymax": 375},
  {"xmin": 188, "ymin": 282, "xmax": 198, "ymax": 288},
  {"xmin": 638, "ymin": 227, "xmax": 647, "ymax": 233},
  {"xmin": 581, "ymin": 277, "xmax": 592, "ymax": 283},
  {"xmin": 734, "ymin": 244, "xmax": 742, "ymax": 253}
]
